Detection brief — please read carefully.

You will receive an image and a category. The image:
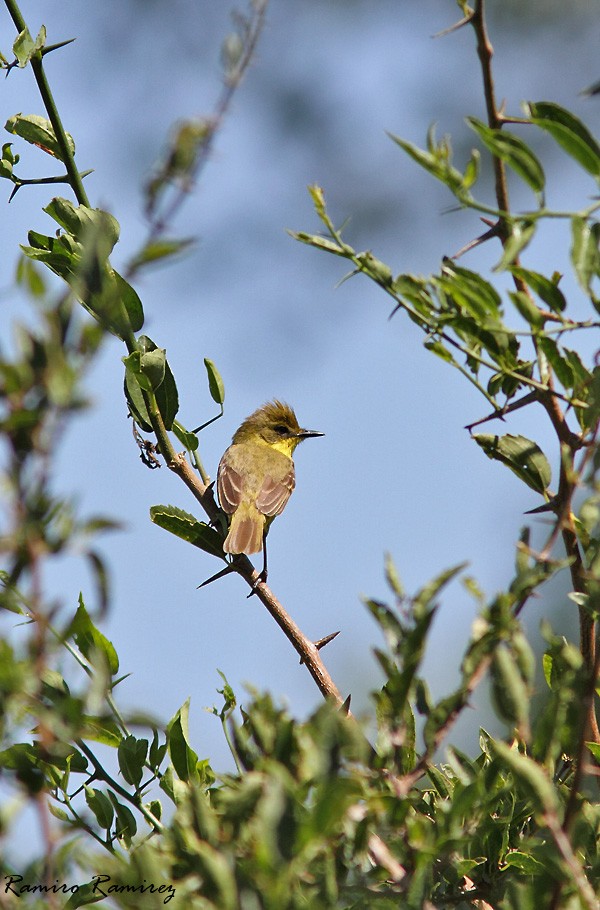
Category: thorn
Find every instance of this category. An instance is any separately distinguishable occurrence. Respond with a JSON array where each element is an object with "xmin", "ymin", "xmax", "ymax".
[
  {"xmin": 451, "ymin": 221, "xmax": 501, "ymax": 260},
  {"xmin": 299, "ymin": 630, "xmax": 341, "ymax": 664},
  {"xmin": 524, "ymin": 498, "xmax": 558, "ymax": 515},
  {"xmin": 580, "ymin": 78, "xmax": 600, "ymax": 98},
  {"xmin": 315, "ymin": 630, "xmax": 340, "ymax": 651},
  {"xmin": 41, "ymin": 38, "xmax": 77, "ymax": 57},
  {"xmin": 432, "ymin": 13, "xmax": 474, "ymax": 39},
  {"xmin": 464, "ymin": 410, "xmax": 506, "ymax": 434},
  {"xmin": 464, "ymin": 391, "xmax": 537, "ymax": 434},
  {"xmin": 341, "ymin": 694, "xmax": 352, "ymax": 714},
  {"xmin": 246, "ymin": 569, "xmax": 267, "ymax": 598},
  {"xmin": 197, "ymin": 564, "xmax": 235, "ymax": 589}
]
